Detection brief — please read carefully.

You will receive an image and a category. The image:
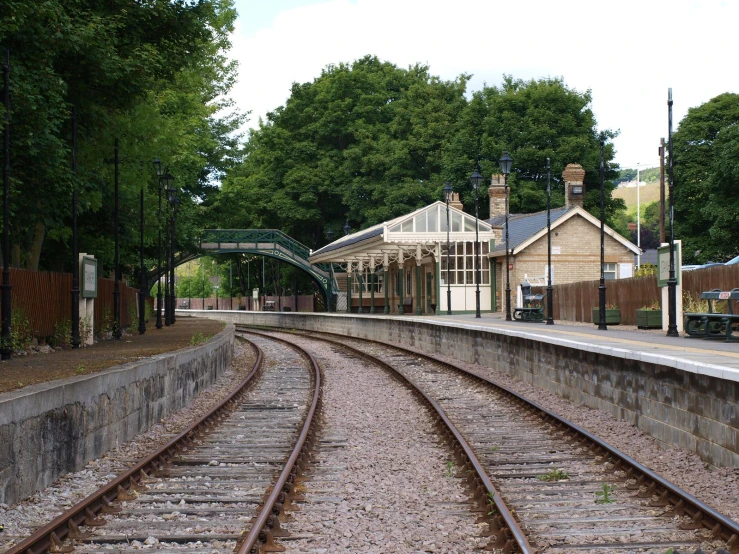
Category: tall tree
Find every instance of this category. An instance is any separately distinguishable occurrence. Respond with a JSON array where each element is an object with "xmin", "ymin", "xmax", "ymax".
[{"xmin": 672, "ymin": 93, "xmax": 739, "ymax": 263}]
